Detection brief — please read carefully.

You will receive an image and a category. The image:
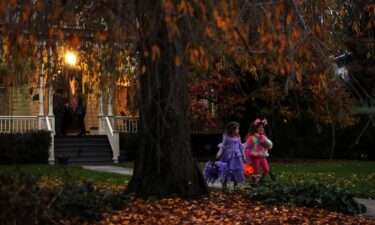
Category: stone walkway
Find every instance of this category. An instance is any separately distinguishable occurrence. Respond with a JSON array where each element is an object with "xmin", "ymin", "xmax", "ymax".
[
  {"xmin": 83, "ymin": 165, "xmax": 375, "ymax": 218},
  {"xmin": 83, "ymin": 165, "xmax": 133, "ymax": 176}
]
